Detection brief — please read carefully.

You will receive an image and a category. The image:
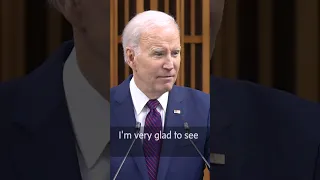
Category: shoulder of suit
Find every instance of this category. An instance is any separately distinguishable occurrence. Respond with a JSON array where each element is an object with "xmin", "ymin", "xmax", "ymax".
[
  {"xmin": 110, "ymin": 85, "xmax": 120, "ymax": 98},
  {"xmin": 212, "ymin": 76, "xmax": 320, "ymax": 110},
  {"xmin": 0, "ymin": 76, "xmax": 26, "ymax": 101},
  {"xmin": 110, "ymin": 85, "xmax": 117, "ymax": 94},
  {"xmin": 173, "ymin": 85, "xmax": 210, "ymax": 106},
  {"xmin": 174, "ymin": 85, "xmax": 209, "ymax": 96},
  {"xmin": 111, "ymin": 84, "xmax": 209, "ymax": 97},
  {"xmin": 0, "ymin": 77, "xmax": 28, "ymax": 122}
]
